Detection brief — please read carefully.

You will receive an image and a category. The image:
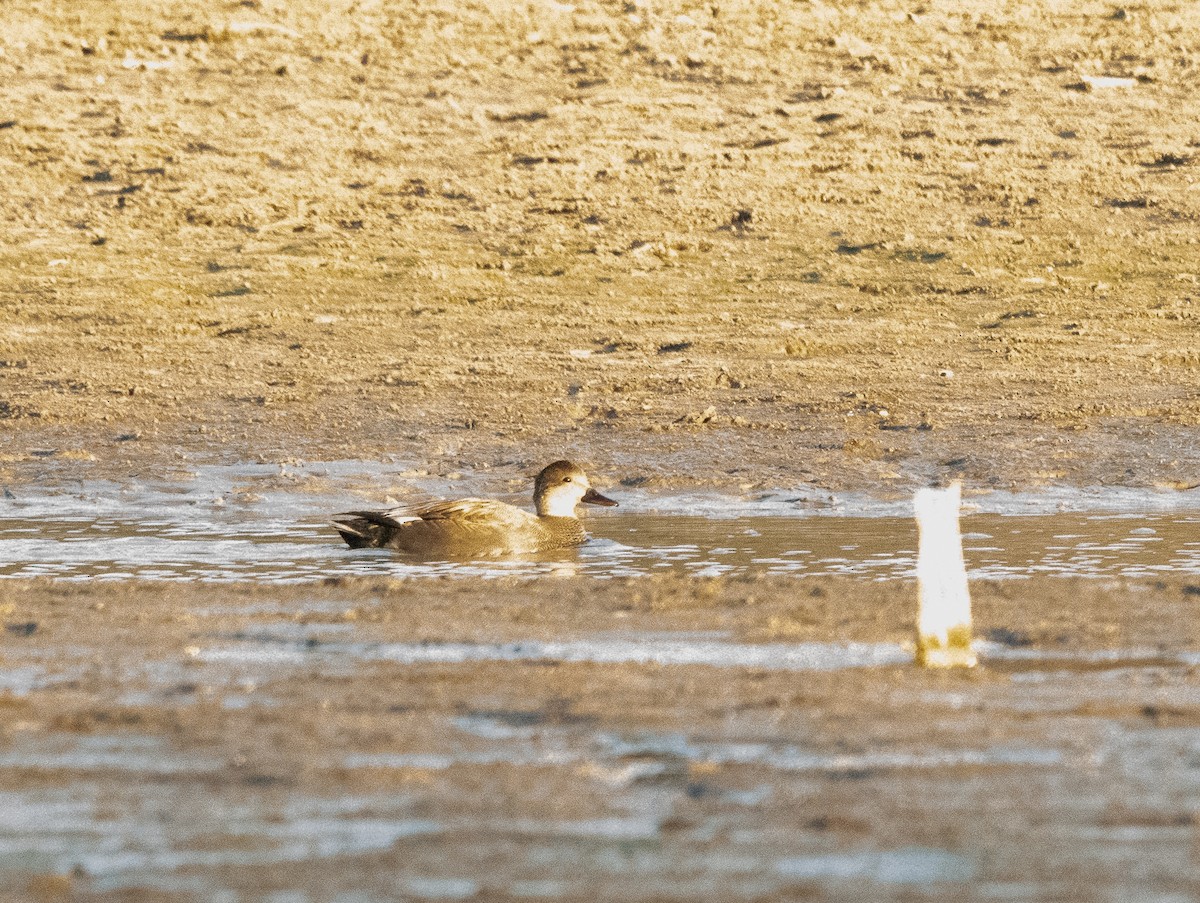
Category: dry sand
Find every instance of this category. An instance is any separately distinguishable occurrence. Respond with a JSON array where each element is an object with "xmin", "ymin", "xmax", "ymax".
[{"xmin": 2, "ymin": 0, "xmax": 1199, "ymax": 491}]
